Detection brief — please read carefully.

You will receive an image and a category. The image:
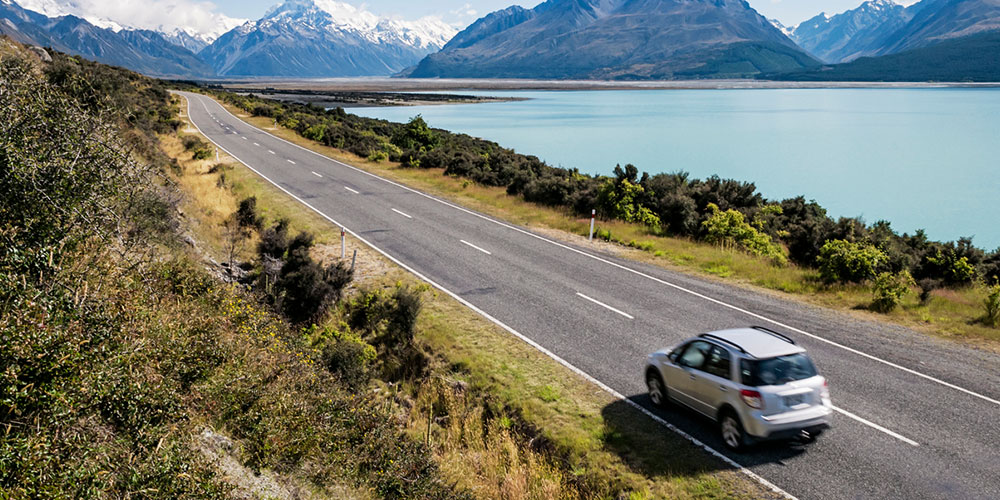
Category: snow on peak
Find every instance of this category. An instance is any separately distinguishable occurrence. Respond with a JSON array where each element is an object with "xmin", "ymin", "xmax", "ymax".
[
  {"xmin": 260, "ymin": 0, "xmax": 455, "ymax": 49},
  {"xmin": 9, "ymin": 0, "xmax": 248, "ymax": 42}
]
